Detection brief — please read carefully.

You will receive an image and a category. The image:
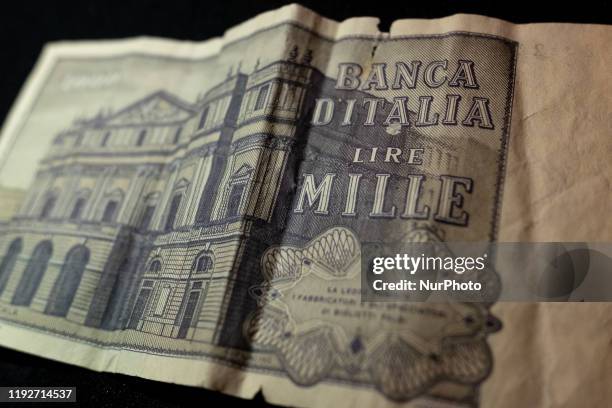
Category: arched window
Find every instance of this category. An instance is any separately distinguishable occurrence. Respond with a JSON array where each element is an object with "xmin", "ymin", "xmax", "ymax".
[
  {"xmin": 164, "ymin": 194, "xmax": 182, "ymax": 231},
  {"xmin": 40, "ymin": 196, "xmax": 56, "ymax": 219},
  {"xmin": 224, "ymin": 164, "xmax": 252, "ymax": 219},
  {"xmin": 102, "ymin": 200, "xmax": 118, "ymax": 223},
  {"xmin": 139, "ymin": 205, "xmax": 156, "ymax": 231},
  {"xmin": 149, "ymin": 259, "xmax": 162, "ymax": 274},
  {"xmin": 69, "ymin": 198, "xmax": 87, "ymax": 220},
  {"xmin": 255, "ymin": 84, "xmax": 270, "ymax": 110},
  {"xmin": 139, "ymin": 192, "xmax": 159, "ymax": 231},
  {"xmin": 0, "ymin": 238, "xmax": 22, "ymax": 295},
  {"xmin": 136, "ymin": 129, "xmax": 147, "ymax": 146},
  {"xmin": 226, "ymin": 183, "xmax": 245, "ymax": 218},
  {"xmin": 128, "ymin": 280, "xmax": 153, "ymax": 330},
  {"xmin": 193, "ymin": 253, "xmax": 213, "ymax": 274},
  {"xmin": 45, "ymin": 245, "xmax": 89, "ymax": 317},
  {"xmin": 177, "ymin": 279, "xmax": 204, "ymax": 339},
  {"xmin": 198, "ymin": 107, "xmax": 209, "ymax": 130},
  {"xmin": 12, "ymin": 240, "xmax": 53, "ymax": 306}
]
